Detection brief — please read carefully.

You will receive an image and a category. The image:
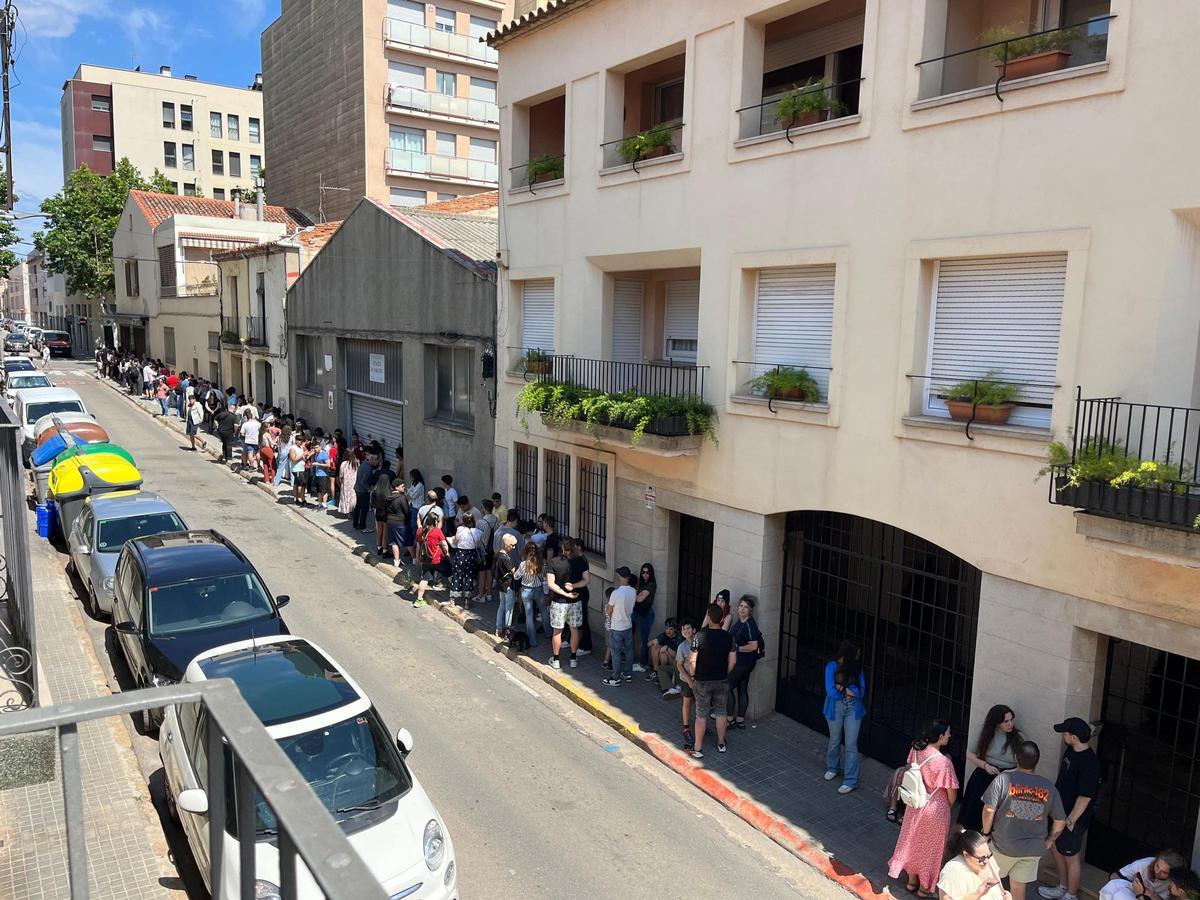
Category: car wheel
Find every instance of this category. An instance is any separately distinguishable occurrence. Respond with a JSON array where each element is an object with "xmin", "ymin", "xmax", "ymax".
[
  {"xmin": 134, "ymin": 705, "xmax": 158, "ymax": 736},
  {"xmin": 65, "ymin": 556, "xmax": 76, "ymax": 578},
  {"xmin": 86, "ymin": 587, "xmax": 102, "ymax": 620}
]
